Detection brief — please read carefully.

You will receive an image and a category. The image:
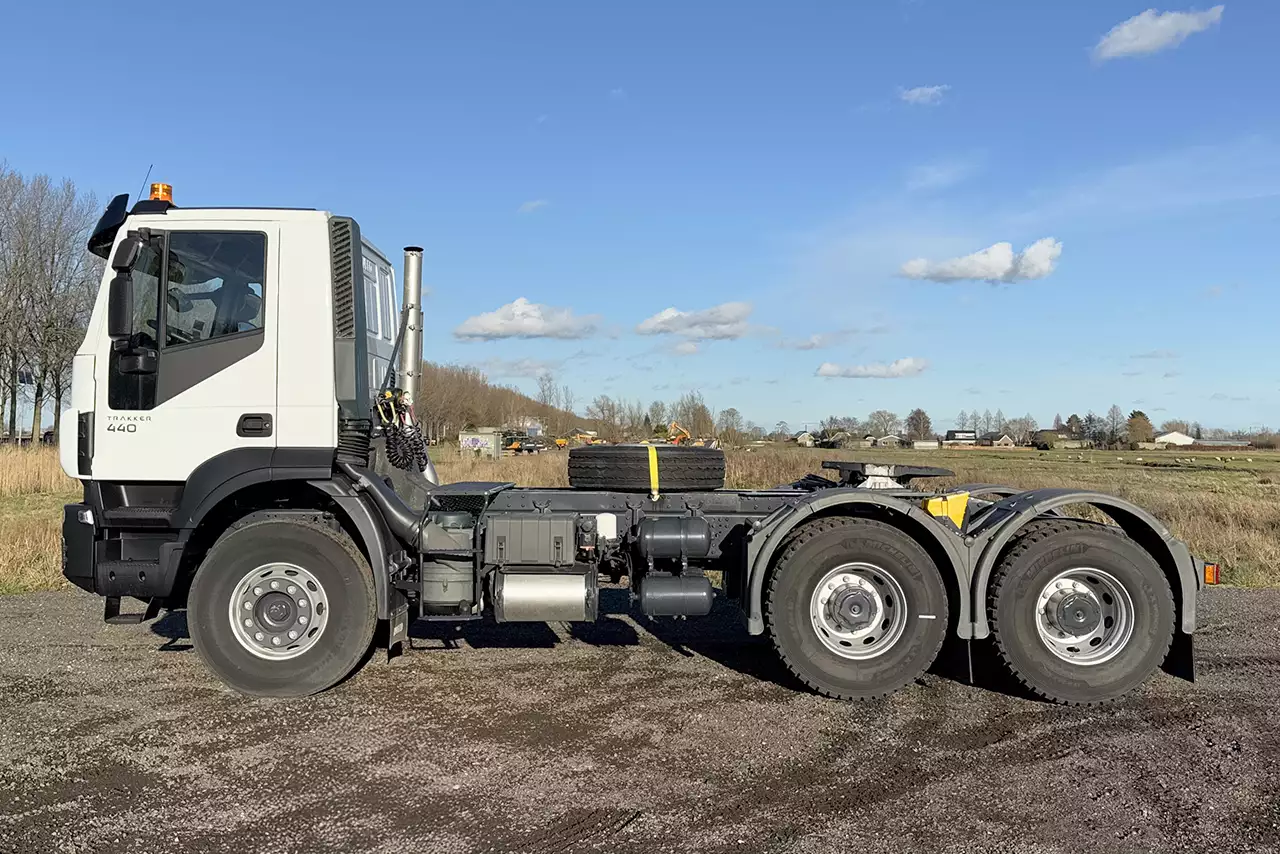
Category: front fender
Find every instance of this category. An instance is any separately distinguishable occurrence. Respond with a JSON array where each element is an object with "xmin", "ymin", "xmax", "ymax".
[
  {"xmin": 744, "ymin": 489, "xmax": 970, "ymax": 635},
  {"xmin": 967, "ymin": 489, "xmax": 1198, "ymax": 639}
]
